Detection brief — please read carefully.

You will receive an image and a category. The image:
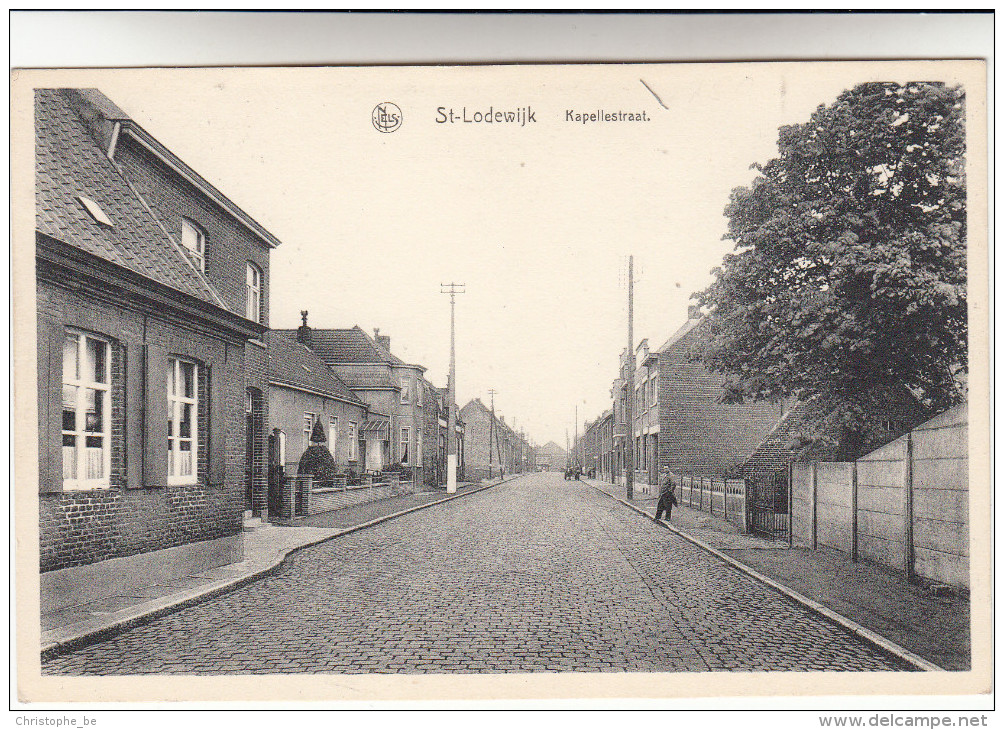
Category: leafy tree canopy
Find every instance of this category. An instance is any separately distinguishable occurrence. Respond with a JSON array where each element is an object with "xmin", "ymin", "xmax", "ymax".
[{"xmin": 697, "ymin": 82, "xmax": 966, "ymax": 447}]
